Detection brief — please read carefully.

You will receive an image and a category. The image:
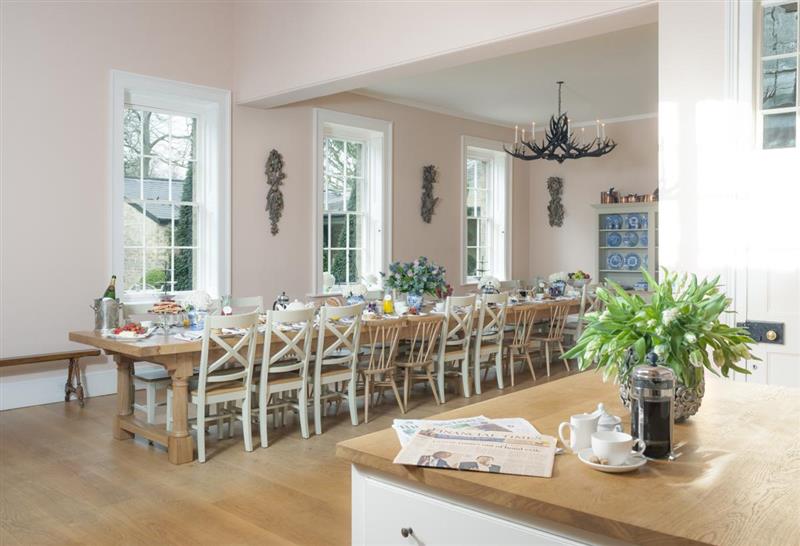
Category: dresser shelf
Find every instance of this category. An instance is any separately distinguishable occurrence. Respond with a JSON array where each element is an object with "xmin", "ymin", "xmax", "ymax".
[{"xmin": 592, "ymin": 202, "xmax": 659, "ymax": 289}]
